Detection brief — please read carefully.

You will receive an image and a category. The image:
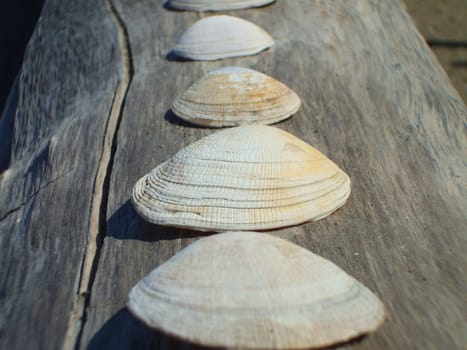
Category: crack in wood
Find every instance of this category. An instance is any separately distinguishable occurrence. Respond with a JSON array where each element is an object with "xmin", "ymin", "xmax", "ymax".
[
  {"xmin": 62, "ymin": 1, "xmax": 134, "ymax": 349},
  {"xmin": 0, "ymin": 168, "xmax": 75, "ymax": 222}
]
